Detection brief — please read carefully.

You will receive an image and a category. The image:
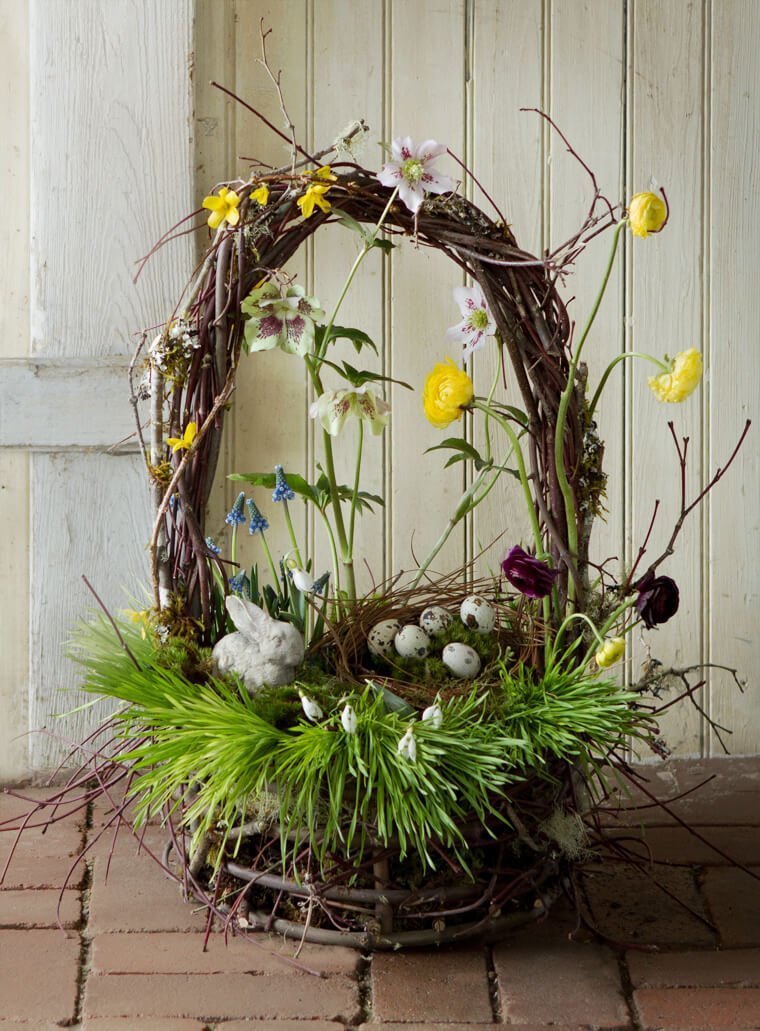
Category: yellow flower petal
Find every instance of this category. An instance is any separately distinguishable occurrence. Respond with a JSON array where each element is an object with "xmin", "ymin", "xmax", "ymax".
[
  {"xmin": 422, "ymin": 358, "xmax": 474, "ymax": 429},
  {"xmin": 167, "ymin": 421, "xmax": 198, "ymax": 453},
  {"xmin": 628, "ymin": 191, "xmax": 668, "ymax": 238},
  {"xmin": 315, "ymin": 165, "xmax": 337, "ymax": 181},
  {"xmin": 595, "ymin": 637, "xmax": 625, "ymax": 668},
  {"xmin": 648, "ymin": 349, "xmax": 703, "ymax": 403},
  {"xmin": 297, "ymin": 183, "xmax": 332, "ymax": 219},
  {"xmin": 201, "ymin": 187, "xmax": 240, "ymax": 228},
  {"xmin": 250, "ymin": 184, "xmax": 270, "ymax": 206}
]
